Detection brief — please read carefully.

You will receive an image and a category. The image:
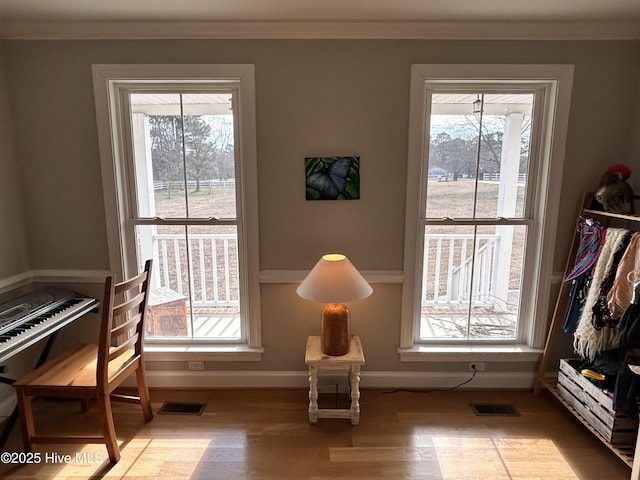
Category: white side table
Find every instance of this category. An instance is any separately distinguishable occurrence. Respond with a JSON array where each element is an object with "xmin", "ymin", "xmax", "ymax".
[{"xmin": 305, "ymin": 335, "xmax": 365, "ymax": 425}]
